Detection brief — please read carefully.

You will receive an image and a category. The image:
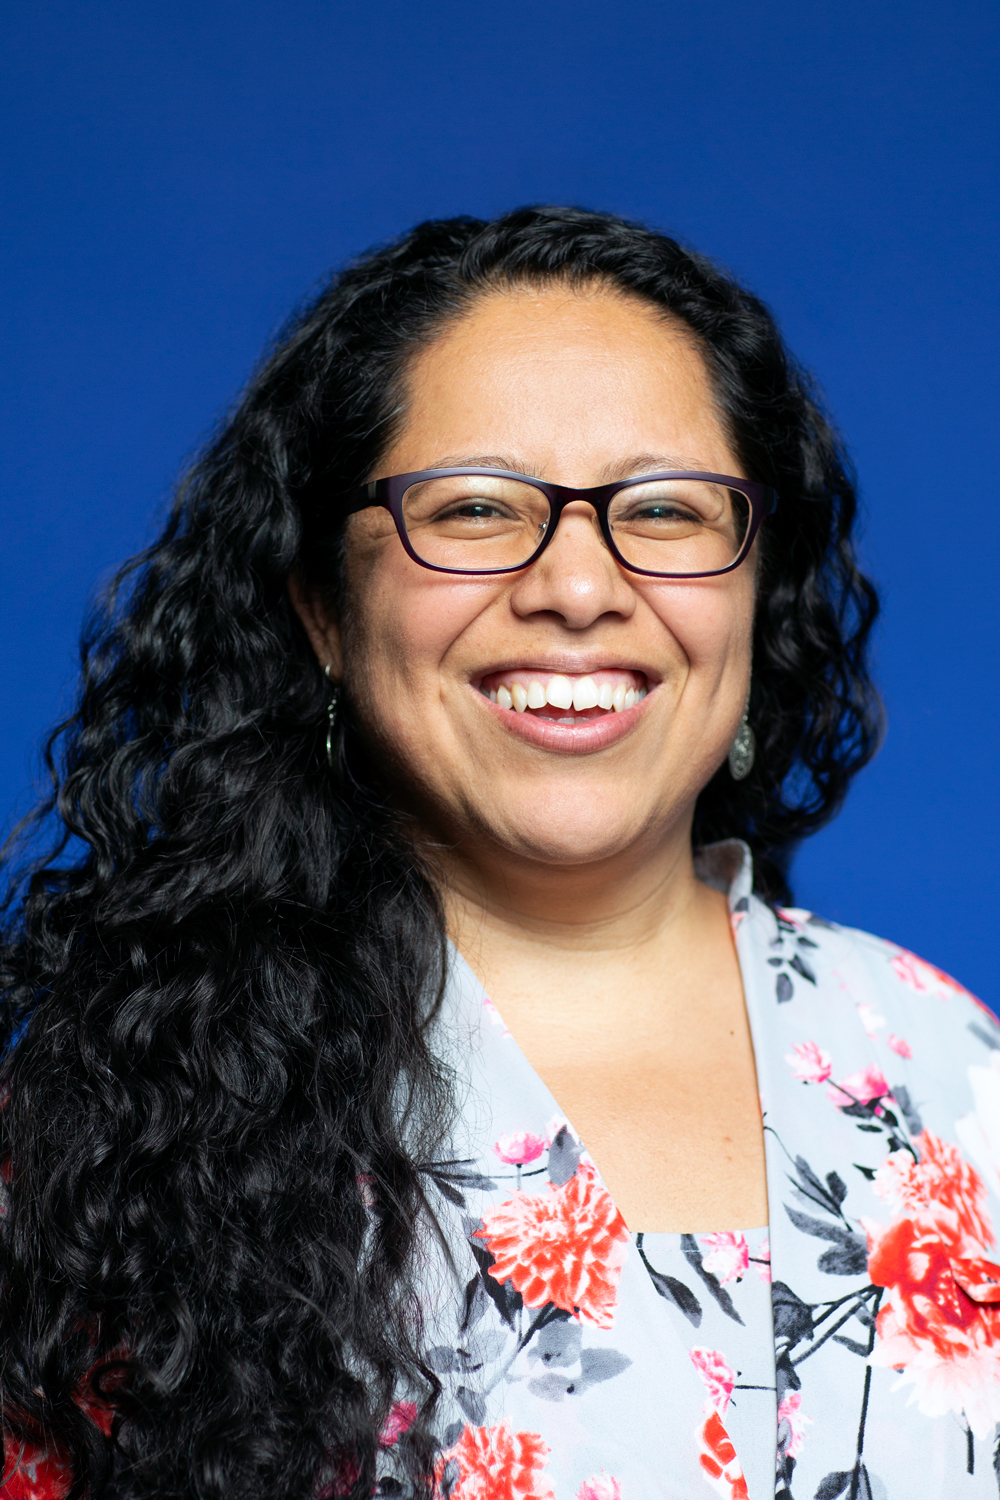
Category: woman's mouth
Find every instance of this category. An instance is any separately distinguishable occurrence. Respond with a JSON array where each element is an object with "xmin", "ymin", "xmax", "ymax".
[{"xmin": 477, "ymin": 669, "xmax": 648, "ymax": 726}]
